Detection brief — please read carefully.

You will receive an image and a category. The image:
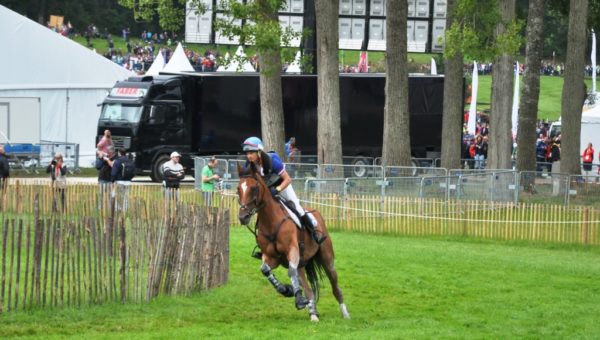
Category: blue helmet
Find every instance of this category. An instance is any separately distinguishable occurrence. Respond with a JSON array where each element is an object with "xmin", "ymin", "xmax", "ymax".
[{"xmin": 242, "ymin": 136, "xmax": 264, "ymax": 152}]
